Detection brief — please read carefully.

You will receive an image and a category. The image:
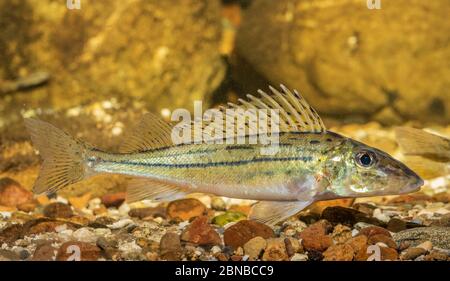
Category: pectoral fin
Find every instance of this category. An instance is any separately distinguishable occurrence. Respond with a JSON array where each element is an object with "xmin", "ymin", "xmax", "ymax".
[{"xmin": 249, "ymin": 200, "xmax": 312, "ymax": 226}]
